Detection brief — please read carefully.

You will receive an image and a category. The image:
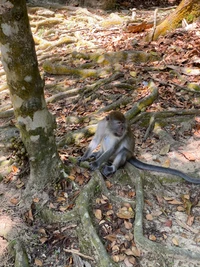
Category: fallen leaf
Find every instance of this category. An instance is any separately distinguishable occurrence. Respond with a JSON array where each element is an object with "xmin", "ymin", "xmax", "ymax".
[
  {"xmin": 12, "ymin": 165, "xmax": 19, "ymax": 173},
  {"xmin": 149, "ymin": 234, "xmax": 156, "ymax": 241},
  {"xmin": 68, "ymin": 175, "xmax": 75, "ymax": 180},
  {"xmin": 112, "ymin": 255, "xmax": 120, "ymax": 262},
  {"xmin": 164, "ymin": 219, "xmax": 172, "ymax": 227},
  {"xmin": 163, "ymin": 196, "xmax": 174, "ymax": 201},
  {"xmin": 125, "ymin": 233, "xmax": 134, "ymax": 241},
  {"xmin": 35, "ymin": 258, "xmax": 43, "ymax": 266},
  {"xmin": 104, "ymin": 234, "xmax": 117, "ymax": 242},
  {"xmin": 131, "ymin": 246, "xmax": 140, "ymax": 257},
  {"xmin": 187, "ymin": 215, "xmax": 194, "ymax": 226},
  {"xmin": 160, "ymin": 144, "xmax": 170, "ymax": 156},
  {"xmin": 125, "ymin": 249, "xmax": 134, "ymax": 256},
  {"xmin": 177, "ymin": 206, "xmax": 185, "ymax": 211},
  {"xmin": 181, "ymin": 151, "xmax": 196, "ymax": 161},
  {"xmin": 10, "ymin": 198, "xmax": 19, "ymax": 205},
  {"xmin": 117, "ymin": 207, "xmax": 134, "ymax": 219},
  {"xmin": 124, "ymin": 220, "xmax": 133, "ymax": 230},
  {"xmin": 124, "ymin": 256, "xmax": 136, "ymax": 266},
  {"xmin": 146, "ymin": 214, "xmax": 153, "ymax": 221},
  {"xmin": 105, "ymin": 180, "xmax": 112, "ymax": 188},
  {"xmin": 162, "ymin": 158, "xmax": 170, "ymax": 167},
  {"xmin": 94, "ymin": 209, "xmax": 102, "ymax": 220},
  {"xmin": 16, "ymin": 181, "xmax": 25, "ymax": 189},
  {"xmin": 168, "ymin": 199, "xmax": 182, "ymax": 205},
  {"xmin": 172, "ymin": 237, "xmax": 179, "ymax": 246},
  {"xmin": 33, "ymin": 197, "xmax": 40, "ymax": 203},
  {"xmin": 39, "ymin": 237, "xmax": 48, "ymax": 244}
]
